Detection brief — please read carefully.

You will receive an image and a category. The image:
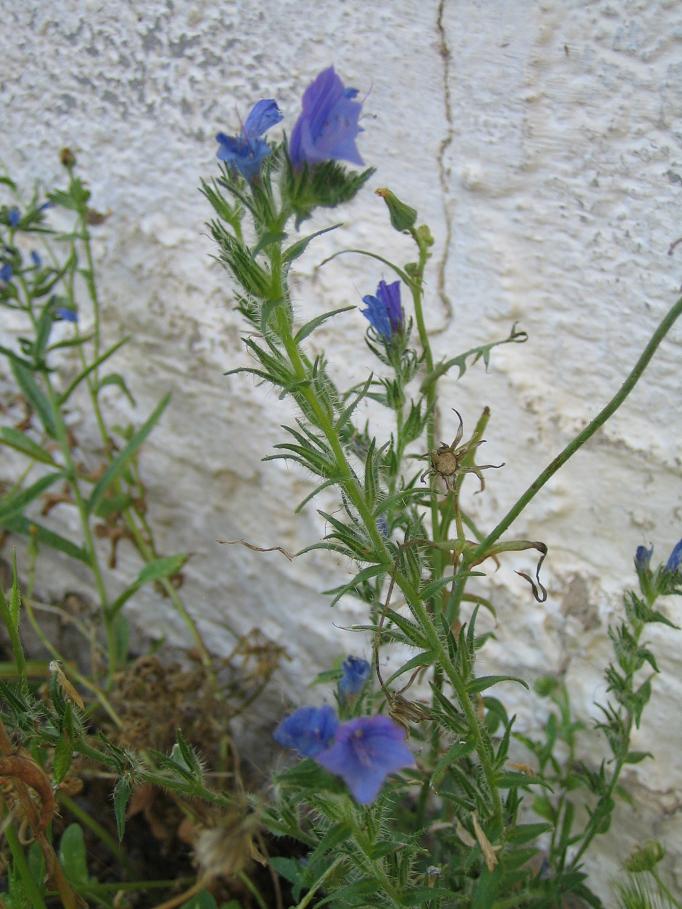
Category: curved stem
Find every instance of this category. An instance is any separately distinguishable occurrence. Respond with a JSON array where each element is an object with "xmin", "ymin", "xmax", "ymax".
[{"xmin": 466, "ymin": 295, "xmax": 682, "ymax": 574}]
